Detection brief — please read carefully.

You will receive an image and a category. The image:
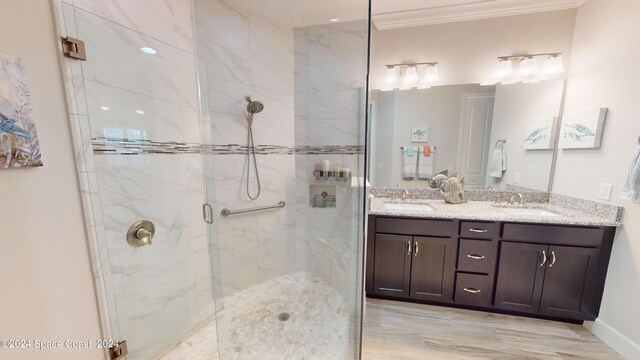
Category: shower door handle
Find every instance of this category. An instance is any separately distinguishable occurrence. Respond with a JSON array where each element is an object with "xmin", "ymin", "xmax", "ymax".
[{"xmin": 202, "ymin": 203, "xmax": 214, "ymax": 224}]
